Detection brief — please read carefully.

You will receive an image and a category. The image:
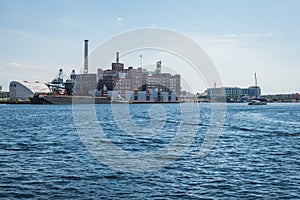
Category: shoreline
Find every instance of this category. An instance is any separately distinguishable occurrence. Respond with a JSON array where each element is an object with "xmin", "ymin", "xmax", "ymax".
[{"xmin": 1, "ymin": 100, "xmax": 299, "ymax": 105}]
